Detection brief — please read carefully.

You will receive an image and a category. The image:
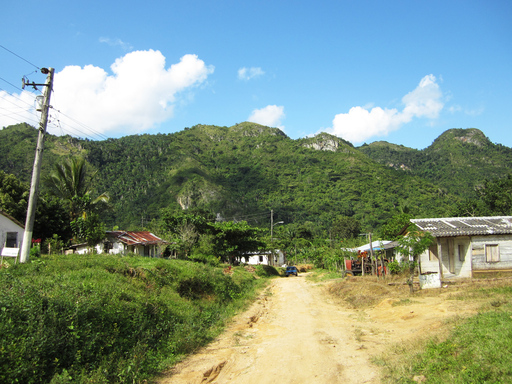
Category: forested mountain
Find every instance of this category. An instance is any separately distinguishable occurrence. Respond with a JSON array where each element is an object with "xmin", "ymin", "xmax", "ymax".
[
  {"xmin": 1, "ymin": 123, "xmax": 510, "ymax": 234},
  {"xmin": 359, "ymin": 128, "xmax": 512, "ymax": 197}
]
